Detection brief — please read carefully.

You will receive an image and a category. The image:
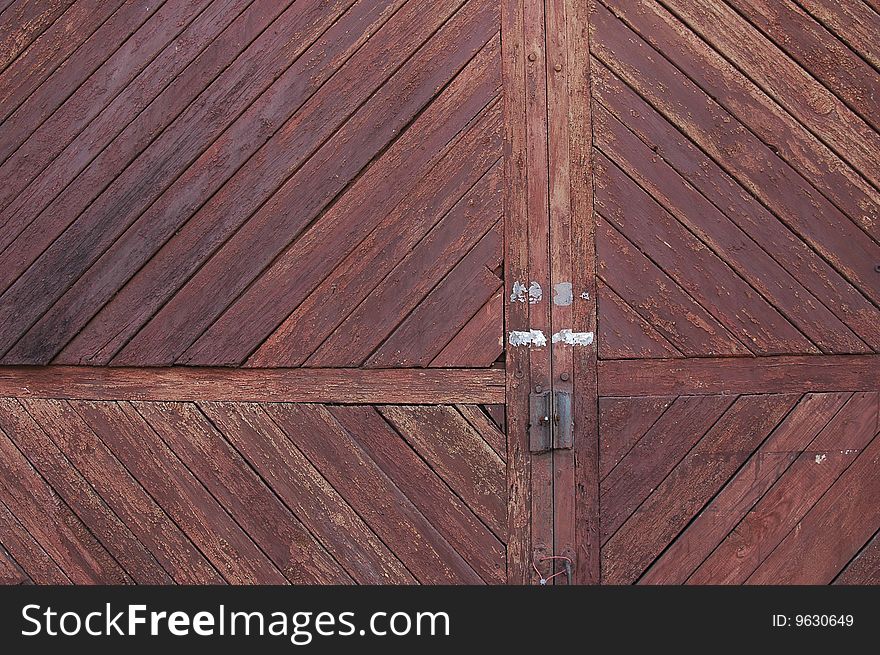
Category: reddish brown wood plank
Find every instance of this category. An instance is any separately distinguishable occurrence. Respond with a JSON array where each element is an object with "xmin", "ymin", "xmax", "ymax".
[
  {"xmin": 378, "ymin": 405, "xmax": 507, "ymax": 539},
  {"xmin": 266, "ymin": 403, "xmax": 483, "ymax": 584},
  {"xmin": 0, "ymin": 497, "xmax": 69, "ymax": 584},
  {"xmin": 597, "ymin": 282, "xmax": 682, "ymax": 359},
  {"xmin": 835, "ymin": 530, "xmax": 880, "ymax": 585},
  {"xmin": 592, "ymin": 60, "xmax": 880, "ymax": 348},
  {"xmin": 364, "ymin": 224, "xmax": 503, "ymax": 367},
  {"xmin": 0, "ymin": 367, "xmax": 505, "ymax": 404},
  {"xmin": 689, "ymin": 392, "xmax": 879, "ymax": 584},
  {"xmin": 602, "ymin": 393, "xmax": 798, "ymax": 584},
  {"xmin": 0, "ymin": 0, "xmax": 74, "ymax": 74},
  {"xmin": 600, "ymin": 395, "xmax": 736, "ymax": 542},
  {"xmin": 0, "ymin": 423, "xmax": 130, "ymax": 584},
  {"xmin": 501, "ymin": 0, "xmax": 531, "ymax": 584},
  {"xmin": 596, "ymin": 151, "xmax": 817, "ymax": 355},
  {"xmin": 72, "ymin": 400, "xmax": 287, "ymax": 584},
  {"xmin": 599, "ymin": 396, "xmax": 674, "ymax": 481},
  {"xmin": 430, "ymin": 290, "xmax": 504, "ymax": 368},
  {"xmin": 330, "ymin": 405, "xmax": 505, "ymax": 583},
  {"xmin": 199, "ymin": 401, "xmax": 412, "ymax": 584},
  {"xmin": 748, "ymin": 431, "xmax": 880, "ymax": 584},
  {"xmin": 0, "ymin": 542, "xmax": 30, "ymax": 585},
  {"xmin": 455, "ymin": 403, "xmax": 506, "ymax": 461},
  {"xmin": 117, "ymin": 0, "xmax": 499, "ymax": 367},
  {"xmin": 599, "ymin": 355, "xmax": 880, "ymax": 396},
  {"xmin": 641, "ymin": 392, "xmax": 851, "ymax": 584},
  {"xmin": 797, "ymin": 0, "xmax": 880, "ymax": 70},
  {"xmin": 22, "ymin": 398, "xmax": 224, "ymax": 584},
  {"xmin": 132, "ymin": 401, "xmax": 352, "ymax": 584},
  {"xmin": 0, "ymin": 398, "xmax": 172, "ymax": 583},
  {"xmin": 598, "ymin": 219, "xmax": 751, "ymax": 356}
]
